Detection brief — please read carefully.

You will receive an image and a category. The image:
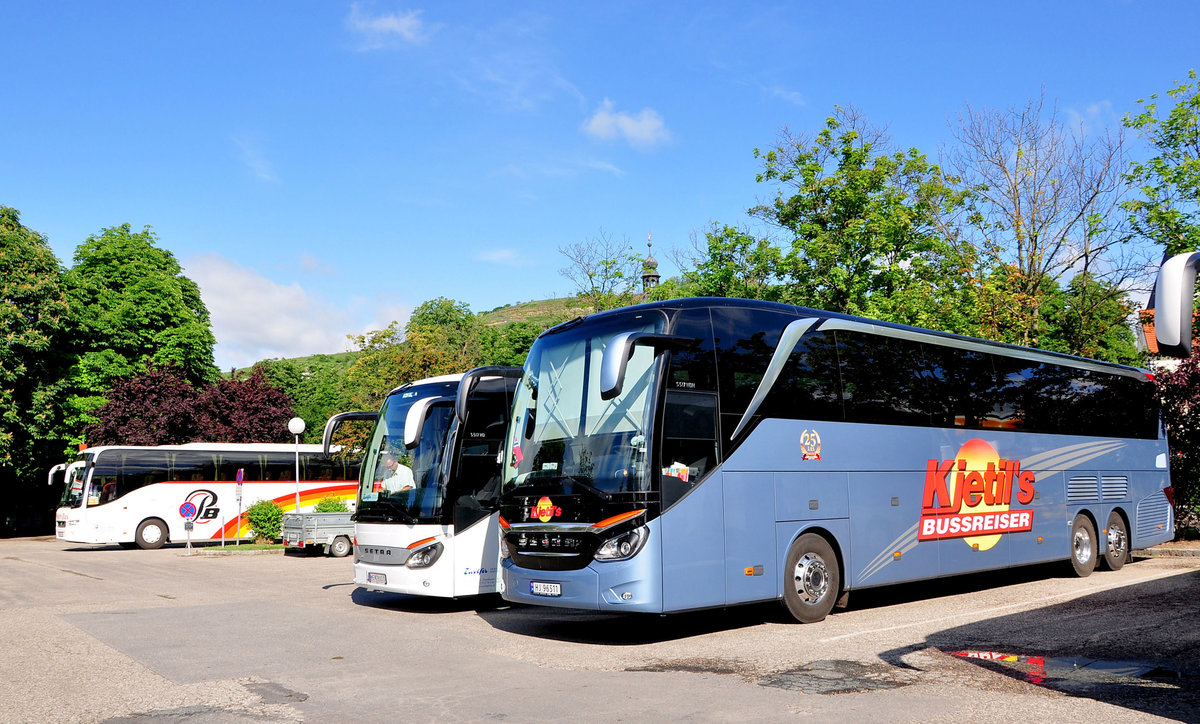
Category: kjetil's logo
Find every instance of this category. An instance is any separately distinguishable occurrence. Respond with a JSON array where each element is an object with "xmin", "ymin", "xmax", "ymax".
[
  {"xmin": 179, "ymin": 489, "xmax": 220, "ymax": 525},
  {"xmin": 528, "ymin": 496, "xmax": 562, "ymax": 523},
  {"xmin": 918, "ymin": 439, "xmax": 1035, "ymax": 550}
]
